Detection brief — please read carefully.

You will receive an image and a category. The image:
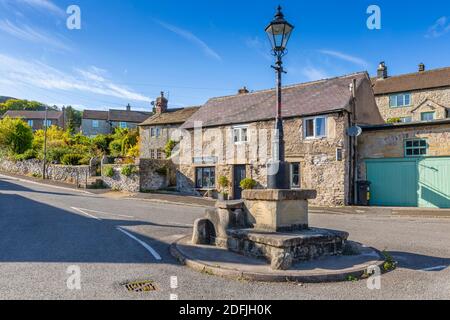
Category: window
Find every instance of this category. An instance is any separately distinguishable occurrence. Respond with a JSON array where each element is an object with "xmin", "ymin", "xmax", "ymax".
[
  {"xmin": 151, "ymin": 149, "xmax": 158, "ymax": 159},
  {"xmin": 119, "ymin": 122, "xmax": 128, "ymax": 129},
  {"xmin": 389, "ymin": 93, "xmax": 411, "ymax": 108},
  {"xmin": 233, "ymin": 126, "xmax": 248, "ymax": 144},
  {"xmin": 336, "ymin": 148, "xmax": 343, "ymax": 161},
  {"xmin": 421, "ymin": 112, "xmax": 435, "ymax": 121},
  {"xmin": 157, "ymin": 149, "xmax": 164, "ymax": 160},
  {"xmin": 304, "ymin": 116, "xmax": 327, "ymax": 139},
  {"xmin": 44, "ymin": 120, "xmax": 52, "ymax": 128},
  {"xmin": 27, "ymin": 120, "xmax": 33, "ymax": 127},
  {"xmin": 400, "ymin": 117, "xmax": 412, "ymax": 123},
  {"xmin": 195, "ymin": 167, "xmax": 216, "ymax": 189},
  {"xmin": 290, "ymin": 163, "xmax": 300, "ymax": 189},
  {"xmin": 150, "ymin": 127, "xmax": 161, "ymax": 137},
  {"xmin": 92, "ymin": 120, "xmax": 99, "ymax": 128},
  {"xmin": 405, "ymin": 139, "xmax": 427, "ymax": 157}
]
